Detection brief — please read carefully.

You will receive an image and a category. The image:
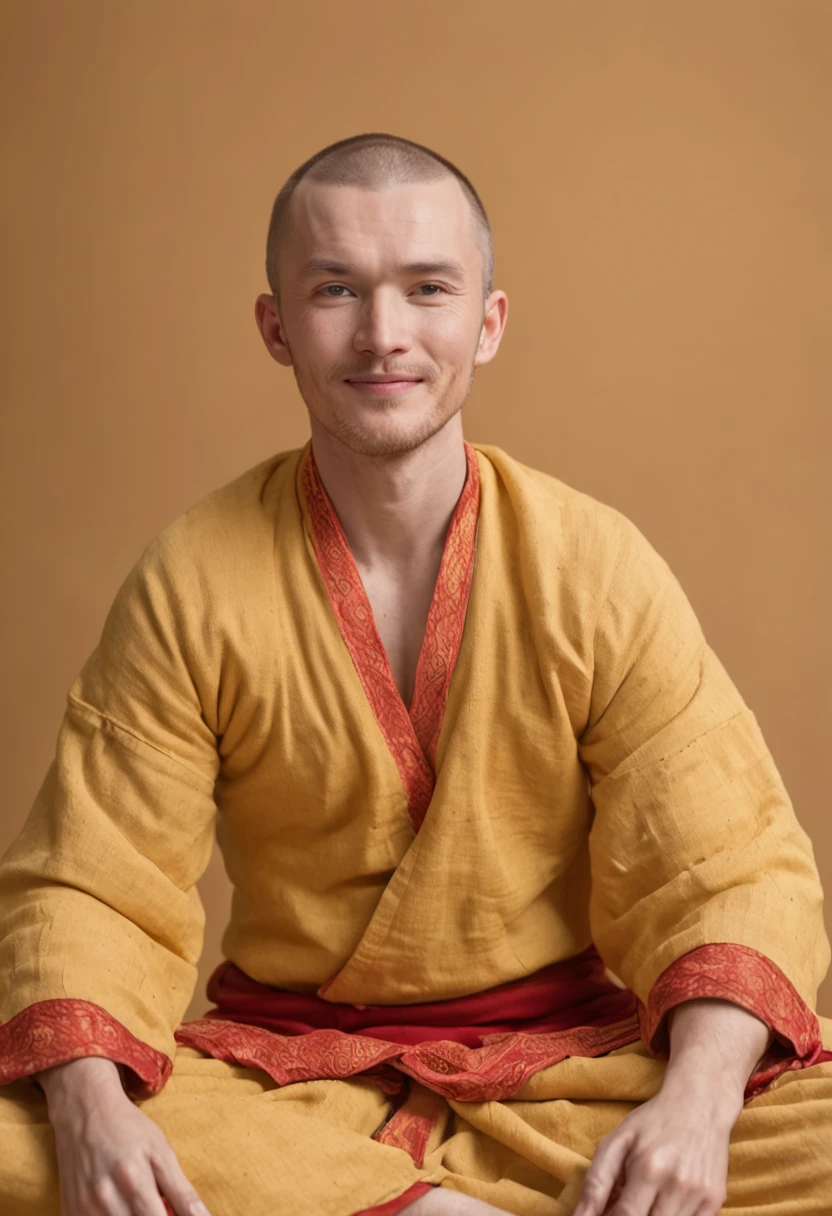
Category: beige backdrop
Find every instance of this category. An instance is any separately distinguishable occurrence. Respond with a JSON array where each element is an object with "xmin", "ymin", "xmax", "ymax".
[{"xmin": 2, "ymin": 0, "xmax": 830, "ymax": 1019}]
